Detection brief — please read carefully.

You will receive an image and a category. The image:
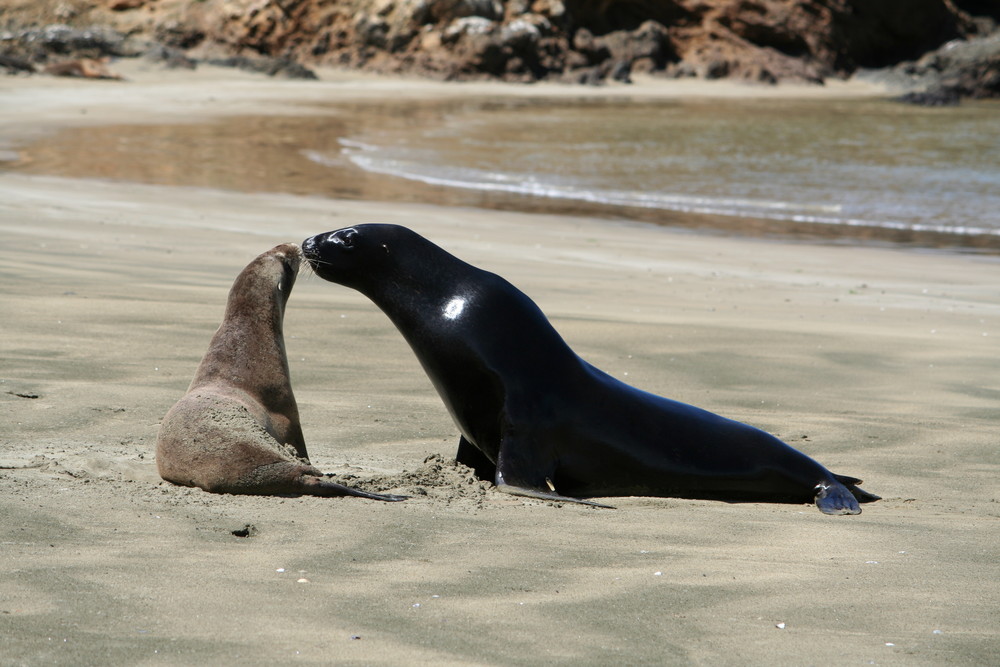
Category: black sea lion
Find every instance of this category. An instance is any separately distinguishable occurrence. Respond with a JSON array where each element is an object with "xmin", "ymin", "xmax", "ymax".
[
  {"xmin": 302, "ymin": 225, "xmax": 879, "ymax": 514},
  {"xmin": 156, "ymin": 243, "xmax": 403, "ymax": 501}
]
